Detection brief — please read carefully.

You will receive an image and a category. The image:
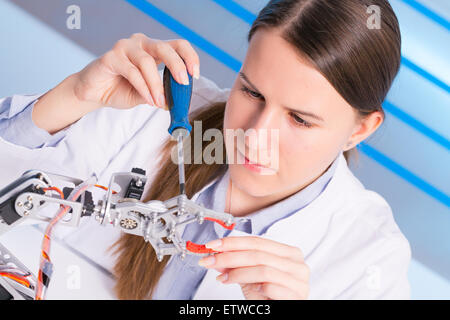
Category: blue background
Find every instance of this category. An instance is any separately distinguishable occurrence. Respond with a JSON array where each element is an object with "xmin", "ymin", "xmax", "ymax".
[{"xmin": 0, "ymin": 0, "xmax": 448, "ymax": 299}]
